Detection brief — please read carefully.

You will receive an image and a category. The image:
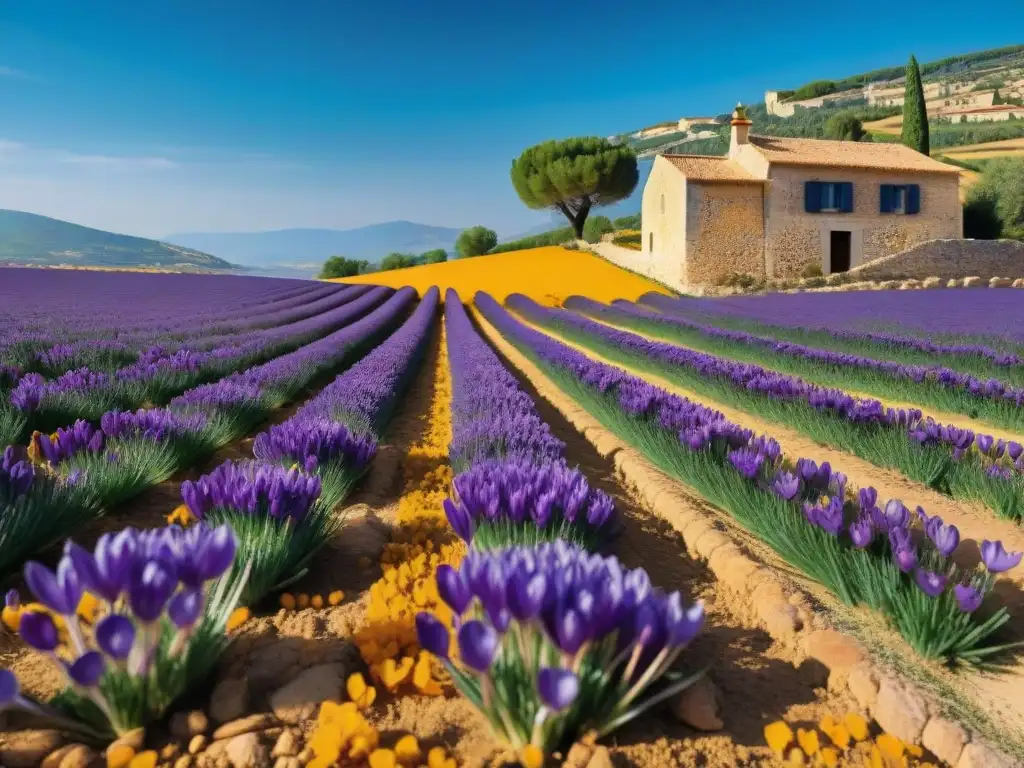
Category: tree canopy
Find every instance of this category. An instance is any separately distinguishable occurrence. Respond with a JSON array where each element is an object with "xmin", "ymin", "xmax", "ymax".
[
  {"xmin": 455, "ymin": 226, "xmax": 498, "ymax": 258},
  {"xmin": 965, "ymin": 157, "xmax": 1024, "ymax": 239},
  {"xmin": 380, "ymin": 253, "xmax": 418, "ymax": 271},
  {"xmin": 901, "ymin": 55, "xmax": 930, "ymax": 155},
  {"xmin": 420, "ymin": 248, "xmax": 448, "ymax": 264},
  {"xmin": 823, "ymin": 112, "xmax": 865, "ymax": 141},
  {"xmin": 318, "ymin": 255, "xmax": 368, "ymax": 279},
  {"xmin": 510, "ymin": 137, "xmax": 638, "ymax": 239}
]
